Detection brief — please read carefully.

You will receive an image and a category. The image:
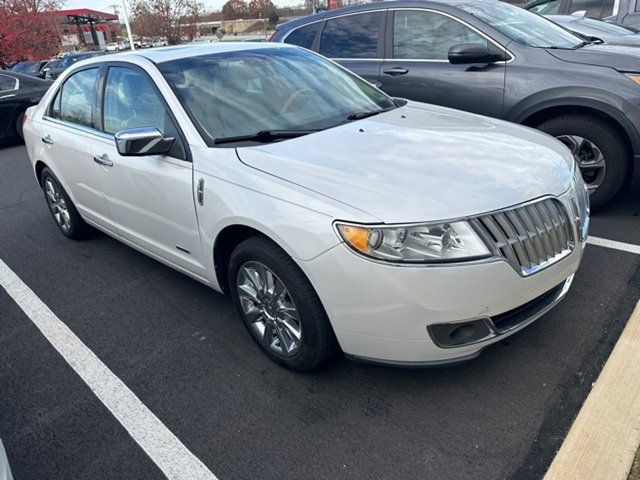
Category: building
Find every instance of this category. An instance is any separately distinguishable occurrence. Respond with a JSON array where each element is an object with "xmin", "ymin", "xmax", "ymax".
[{"xmin": 53, "ymin": 9, "xmax": 120, "ymax": 52}]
